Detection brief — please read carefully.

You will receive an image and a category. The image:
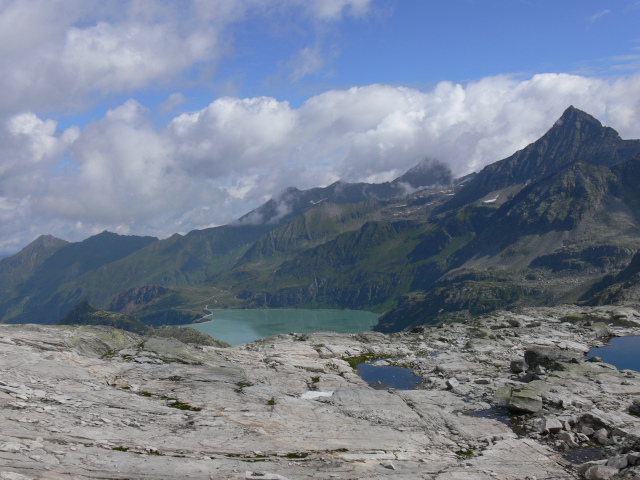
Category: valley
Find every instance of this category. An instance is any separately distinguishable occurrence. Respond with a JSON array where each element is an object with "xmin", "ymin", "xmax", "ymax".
[{"xmin": 1, "ymin": 107, "xmax": 640, "ymax": 337}]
